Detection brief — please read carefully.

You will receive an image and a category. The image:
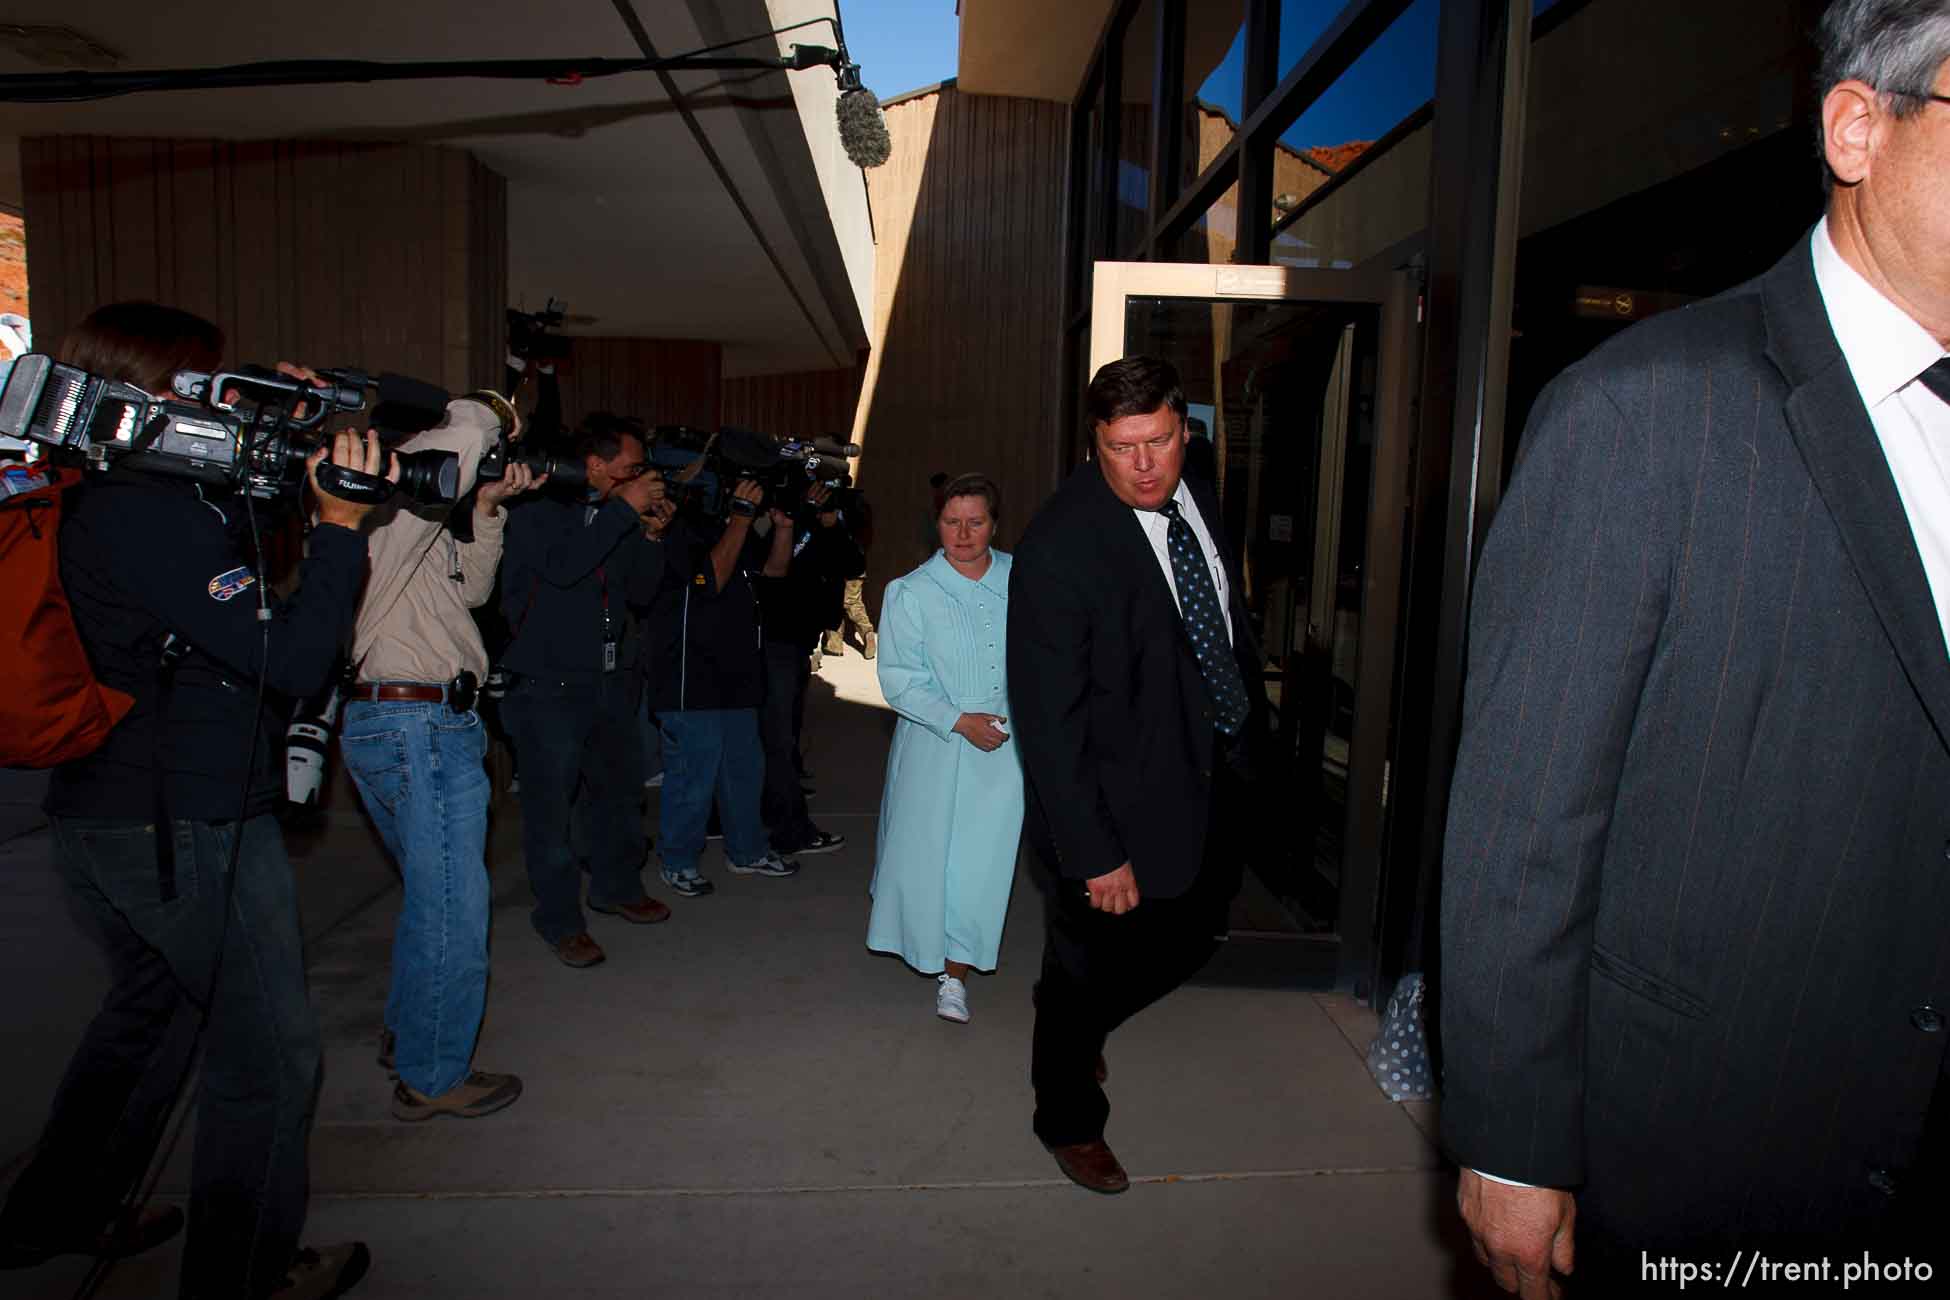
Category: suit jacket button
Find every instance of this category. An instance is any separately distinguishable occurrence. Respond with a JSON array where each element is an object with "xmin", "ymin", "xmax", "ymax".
[
  {"xmin": 1867, "ymin": 1168, "xmax": 1898, "ymax": 1197},
  {"xmin": 1911, "ymin": 1005, "xmax": 1945, "ymax": 1033}
]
